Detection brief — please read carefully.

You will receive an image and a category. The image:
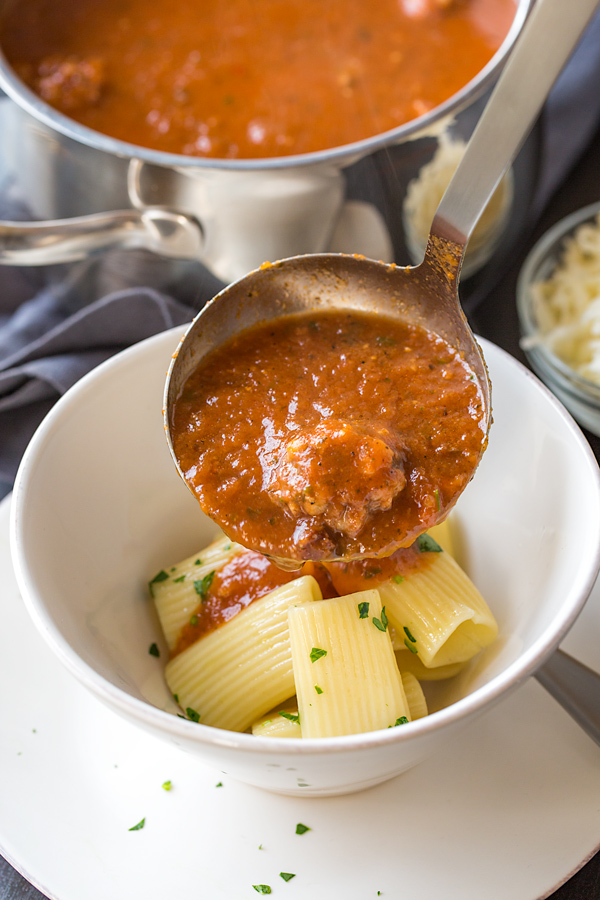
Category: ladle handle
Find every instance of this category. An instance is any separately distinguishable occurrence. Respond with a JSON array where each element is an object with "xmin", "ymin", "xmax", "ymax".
[
  {"xmin": 0, "ymin": 208, "xmax": 203, "ymax": 265},
  {"xmin": 432, "ymin": 0, "xmax": 600, "ymax": 249},
  {"xmin": 535, "ymin": 649, "xmax": 600, "ymax": 748}
]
